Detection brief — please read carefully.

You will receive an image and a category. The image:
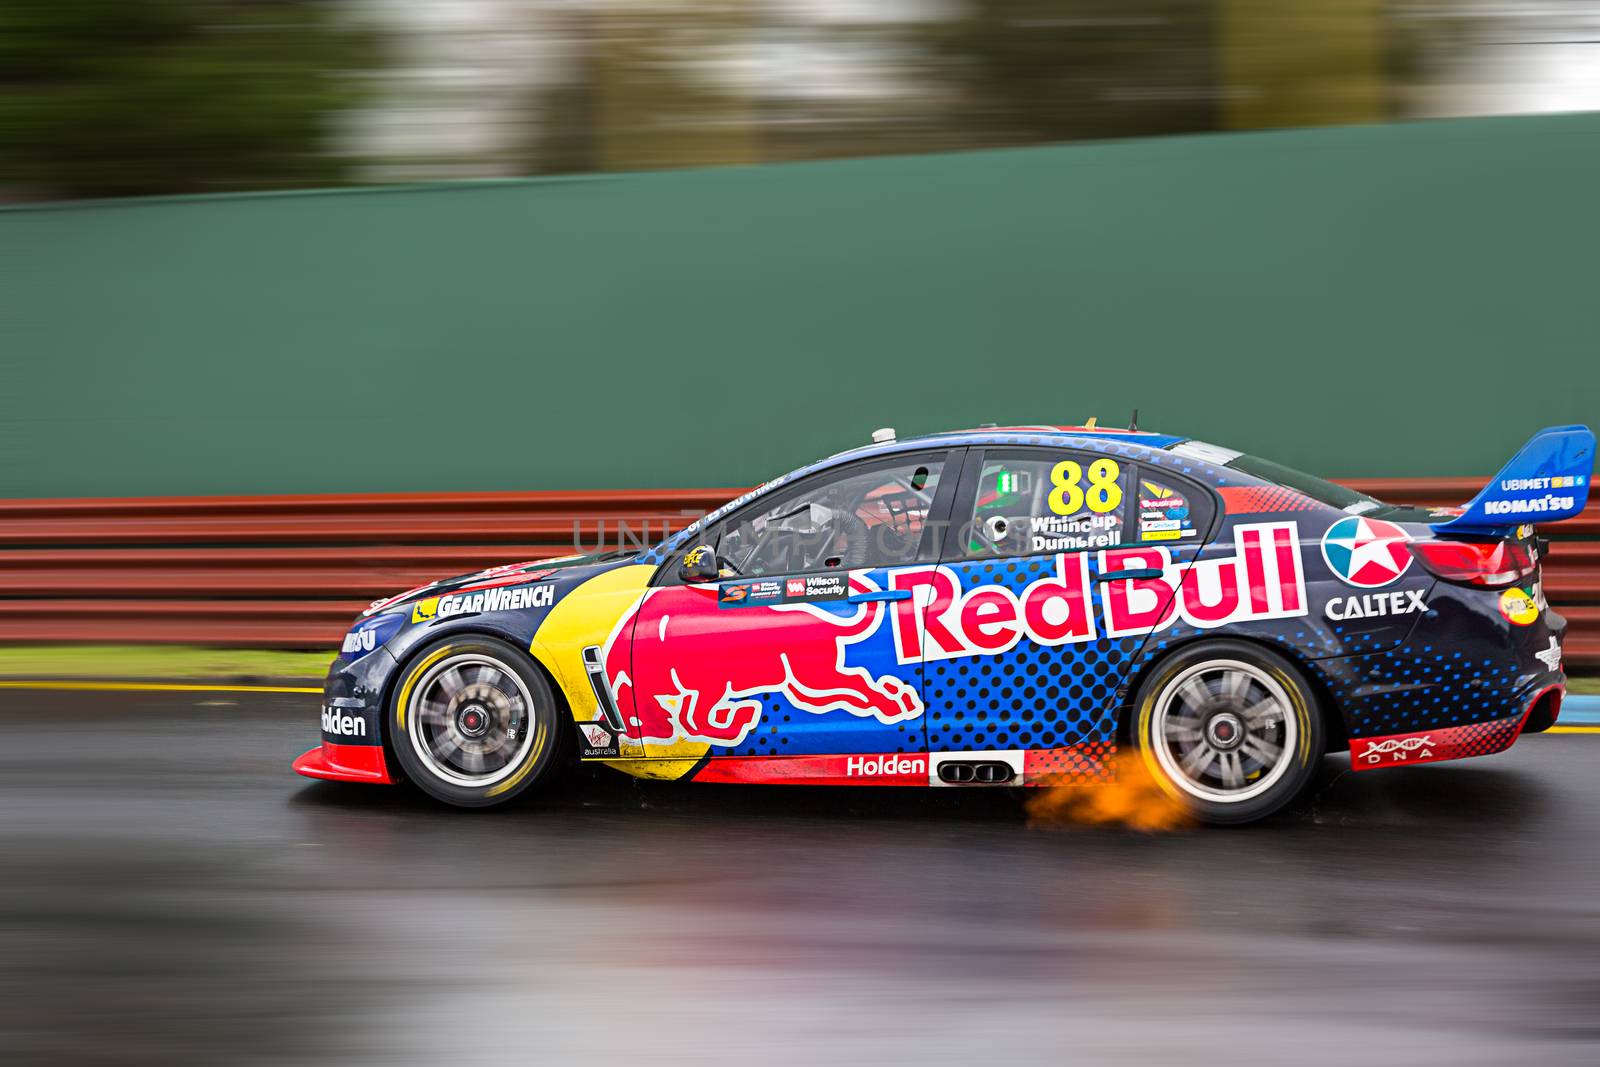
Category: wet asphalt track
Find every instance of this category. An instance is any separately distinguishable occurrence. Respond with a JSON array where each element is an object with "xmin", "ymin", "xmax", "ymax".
[{"xmin": 1, "ymin": 690, "xmax": 1598, "ymax": 1067}]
